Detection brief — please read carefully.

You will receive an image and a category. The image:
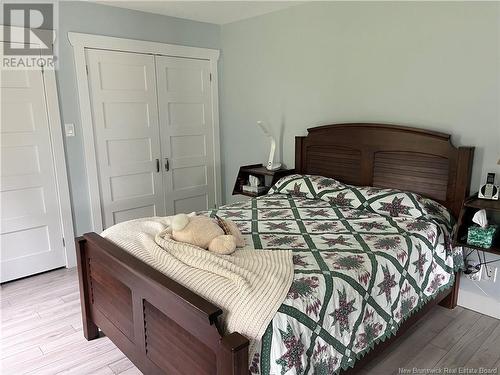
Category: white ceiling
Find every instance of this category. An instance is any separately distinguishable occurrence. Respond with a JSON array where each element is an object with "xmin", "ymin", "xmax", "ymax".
[{"xmin": 97, "ymin": 1, "xmax": 301, "ymax": 25}]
